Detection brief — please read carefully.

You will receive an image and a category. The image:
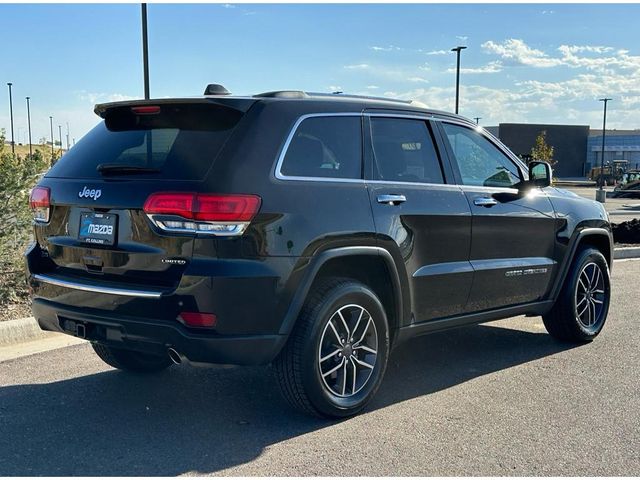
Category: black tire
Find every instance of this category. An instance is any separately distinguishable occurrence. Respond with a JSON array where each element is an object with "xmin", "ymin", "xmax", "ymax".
[
  {"xmin": 543, "ymin": 247, "xmax": 611, "ymax": 343},
  {"xmin": 92, "ymin": 343, "xmax": 173, "ymax": 373},
  {"xmin": 274, "ymin": 277, "xmax": 390, "ymax": 418}
]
